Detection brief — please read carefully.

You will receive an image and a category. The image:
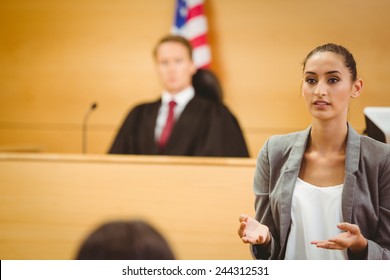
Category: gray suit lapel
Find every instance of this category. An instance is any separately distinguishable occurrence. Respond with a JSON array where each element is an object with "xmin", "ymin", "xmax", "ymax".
[
  {"xmin": 278, "ymin": 127, "xmax": 311, "ymax": 250},
  {"xmin": 342, "ymin": 124, "xmax": 361, "ymax": 223}
]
